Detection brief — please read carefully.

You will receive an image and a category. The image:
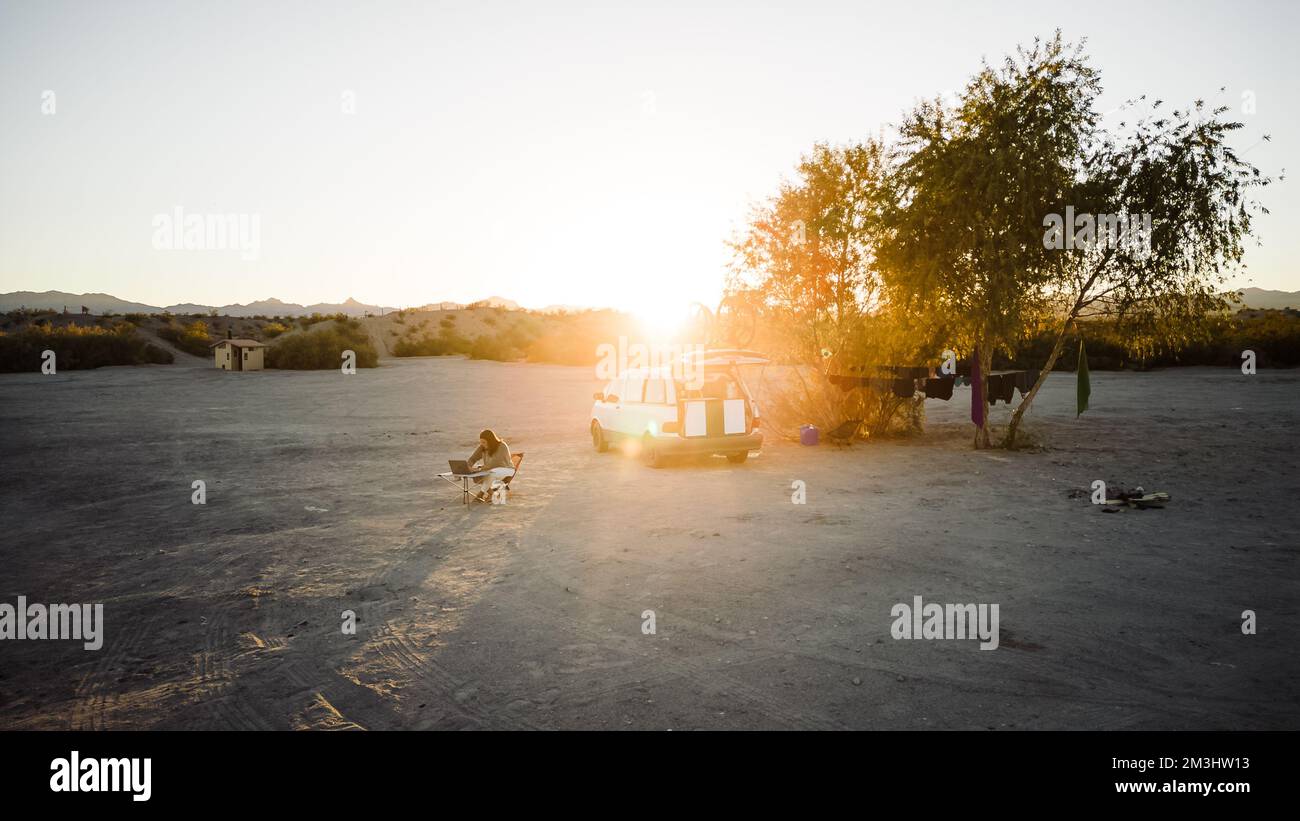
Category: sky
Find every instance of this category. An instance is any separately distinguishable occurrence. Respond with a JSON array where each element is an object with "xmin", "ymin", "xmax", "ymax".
[{"xmin": 0, "ymin": 0, "xmax": 1295, "ymax": 322}]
